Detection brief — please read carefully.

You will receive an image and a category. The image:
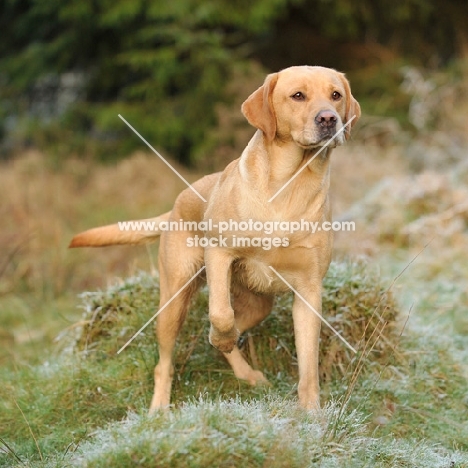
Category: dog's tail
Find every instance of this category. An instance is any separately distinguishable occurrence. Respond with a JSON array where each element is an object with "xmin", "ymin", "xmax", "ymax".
[{"xmin": 69, "ymin": 211, "xmax": 171, "ymax": 248}]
